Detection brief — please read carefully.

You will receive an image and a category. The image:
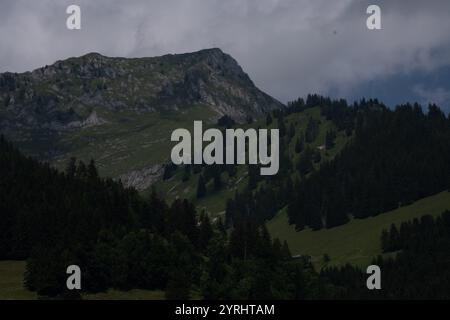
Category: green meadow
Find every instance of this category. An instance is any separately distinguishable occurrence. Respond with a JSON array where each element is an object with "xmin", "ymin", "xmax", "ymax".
[{"xmin": 267, "ymin": 191, "xmax": 450, "ymax": 269}]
